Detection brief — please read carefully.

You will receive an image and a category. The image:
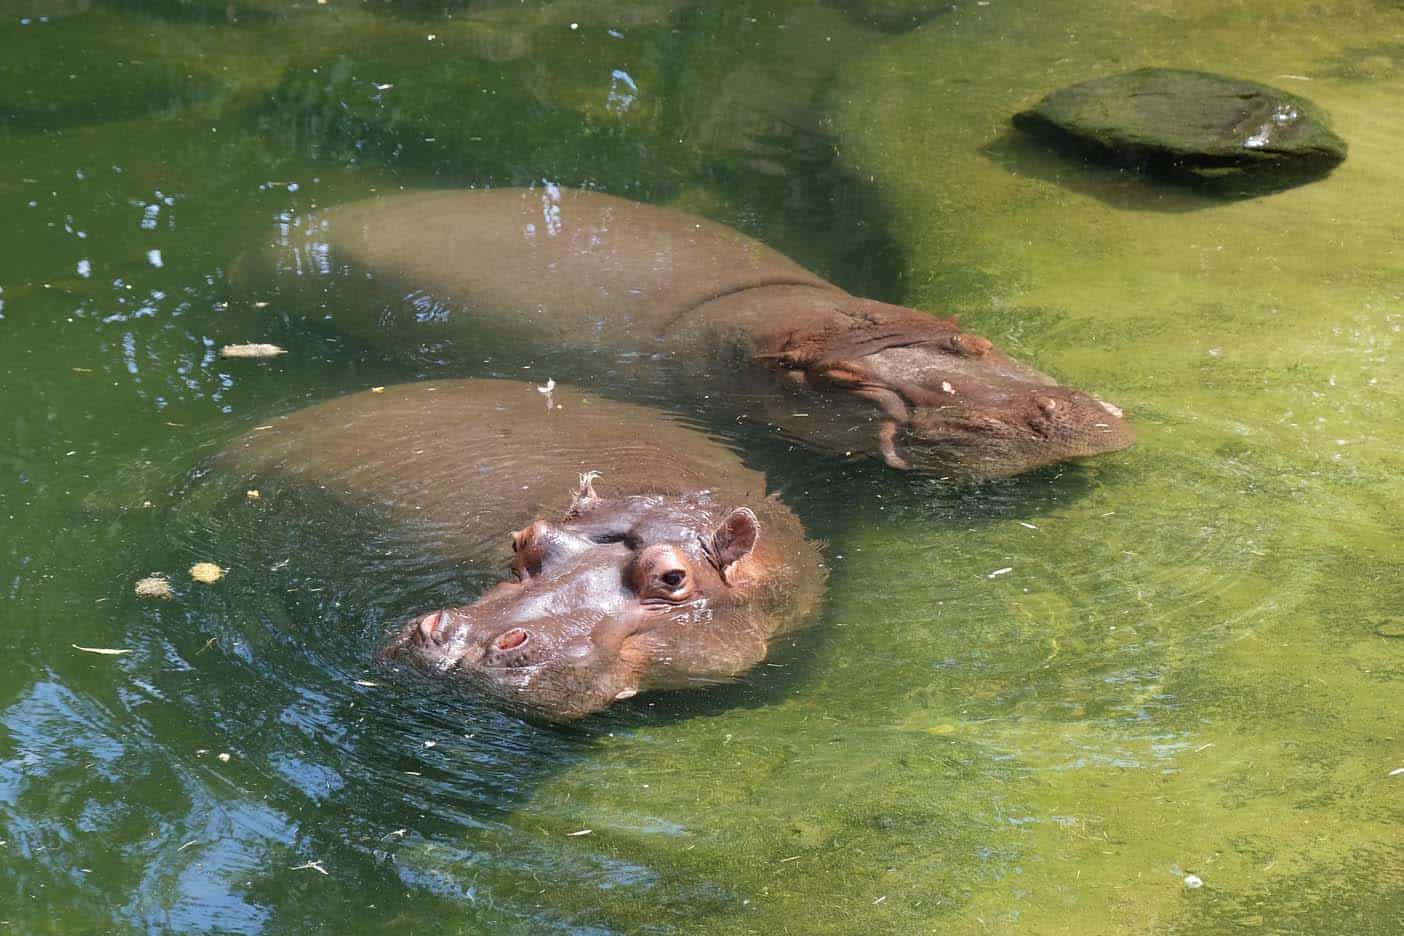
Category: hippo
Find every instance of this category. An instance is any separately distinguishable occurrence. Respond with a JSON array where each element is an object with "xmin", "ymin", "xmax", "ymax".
[
  {"xmin": 252, "ymin": 186, "xmax": 1133, "ymax": 480},
  {"xmin": 216, "ymin": 379, "xmax": 825, "ymax": 722}
]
